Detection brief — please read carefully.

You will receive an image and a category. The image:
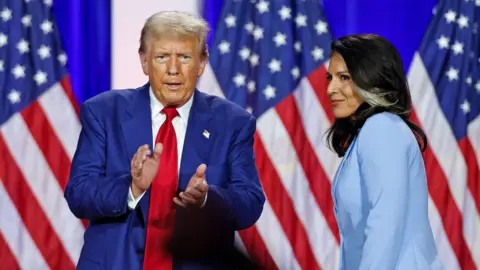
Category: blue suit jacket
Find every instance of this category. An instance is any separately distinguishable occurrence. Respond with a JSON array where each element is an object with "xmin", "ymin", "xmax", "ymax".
[
  {"xmin": 65, "ymin": 84, "xmax": 266, "ymax": 270},
  {"xmin": 332, "ymin": 112, "xmax": 442, "ymax": 270}
]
